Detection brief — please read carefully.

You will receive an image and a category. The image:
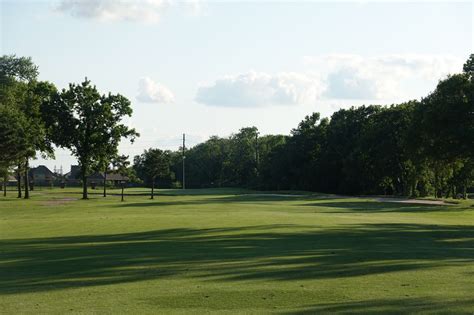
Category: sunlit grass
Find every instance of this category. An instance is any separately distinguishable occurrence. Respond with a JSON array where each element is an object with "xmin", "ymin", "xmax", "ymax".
[{"xmin": 1, "ymin": 188, "xmax": 473, "ymax": 314}]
